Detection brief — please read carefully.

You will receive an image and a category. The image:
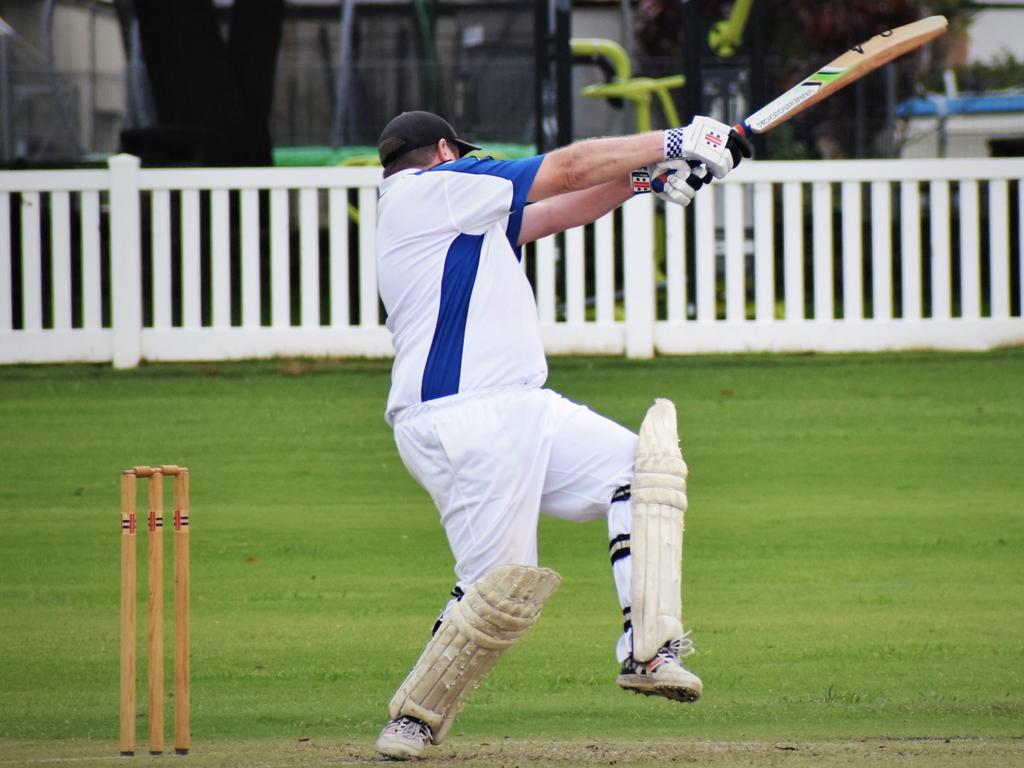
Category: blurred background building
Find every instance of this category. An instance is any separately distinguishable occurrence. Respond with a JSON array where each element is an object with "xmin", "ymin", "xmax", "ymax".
[
  {"xmin": 0, "ymin": 0, "xmax": 1021, "ymax": 167},
  {"xmin": 0, "ymin": 0, "xmax": 123, "ymax": 164}
]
